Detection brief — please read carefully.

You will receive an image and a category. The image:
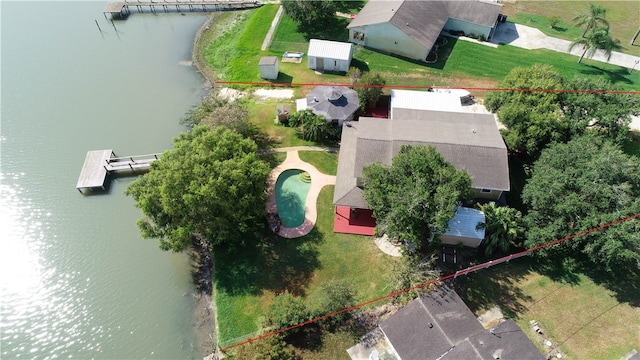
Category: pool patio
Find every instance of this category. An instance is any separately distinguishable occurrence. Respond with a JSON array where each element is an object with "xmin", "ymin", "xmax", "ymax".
[{"xmin": 266, "ymin": 149, "xmax": 336, "ymax": 238}]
